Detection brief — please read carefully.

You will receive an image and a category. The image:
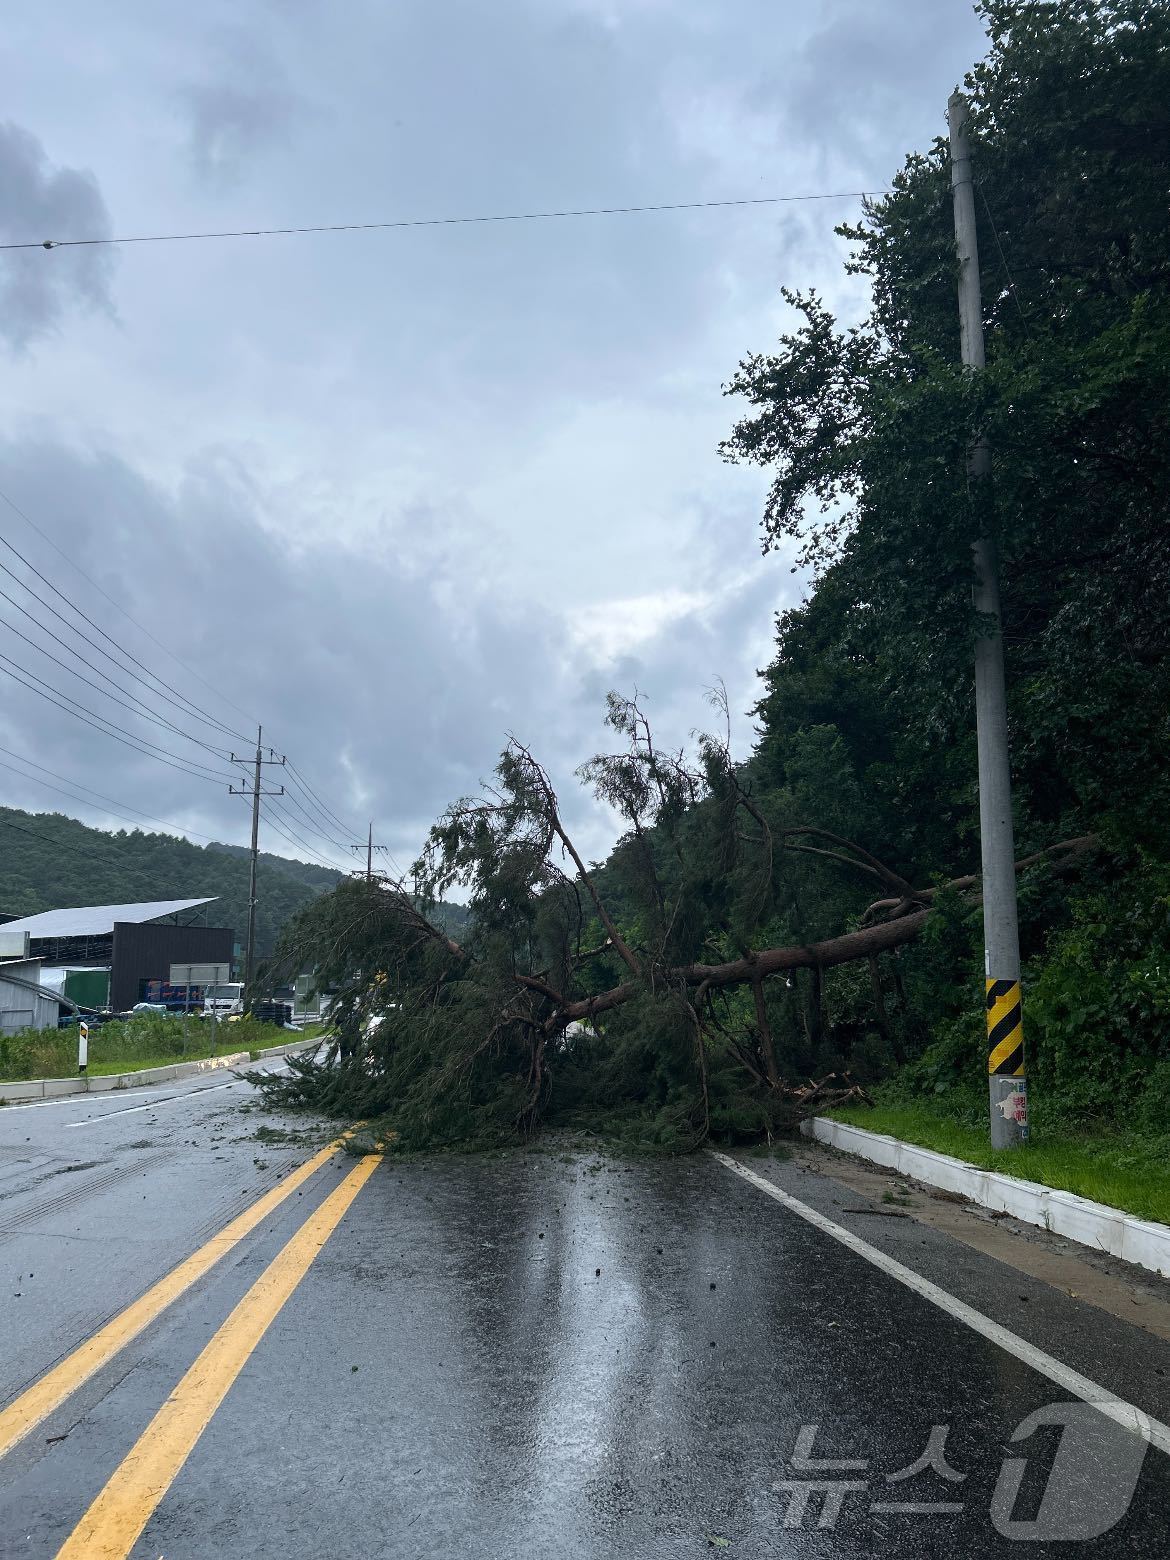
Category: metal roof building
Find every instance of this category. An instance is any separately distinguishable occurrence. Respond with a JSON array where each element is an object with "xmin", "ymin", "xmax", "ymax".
[
  {"xmin": 0, "ymin": 898, "xmax": 217, "ymax": 940},
  {"xmin": 0, "ymin": 958, "xmax": 60, "ymax": 1035},
  {"xmin": 0, "ymin": 899, "xmax": 234, "ymax": 1012}
]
